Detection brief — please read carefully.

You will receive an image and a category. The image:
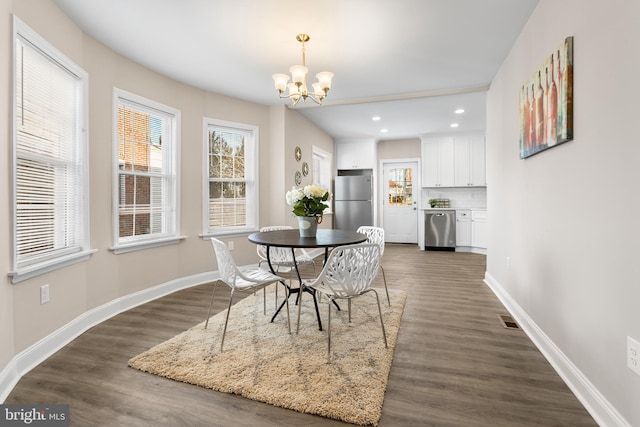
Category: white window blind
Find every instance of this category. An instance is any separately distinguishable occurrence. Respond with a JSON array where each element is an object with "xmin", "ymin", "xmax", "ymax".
[
  {"xmin": 12, "ymin": 18, "xmax": 90, "ymax": 280},
  {"xmin": 113, "ymin": 89, "xmax": 180, "ymax": 251},
  {"xmin": 203, "ymin": 118, "xmax": 258, "ymax": 235}
]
